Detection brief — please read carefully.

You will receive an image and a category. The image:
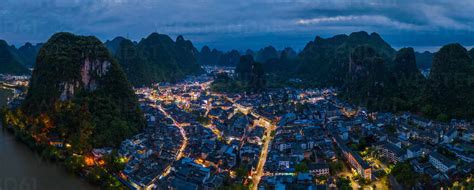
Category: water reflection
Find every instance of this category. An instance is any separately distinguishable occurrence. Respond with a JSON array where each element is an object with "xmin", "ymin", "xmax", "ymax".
[{"xmin": 0, "ymin": 128, "xmax": 97, "ymax": 190}]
